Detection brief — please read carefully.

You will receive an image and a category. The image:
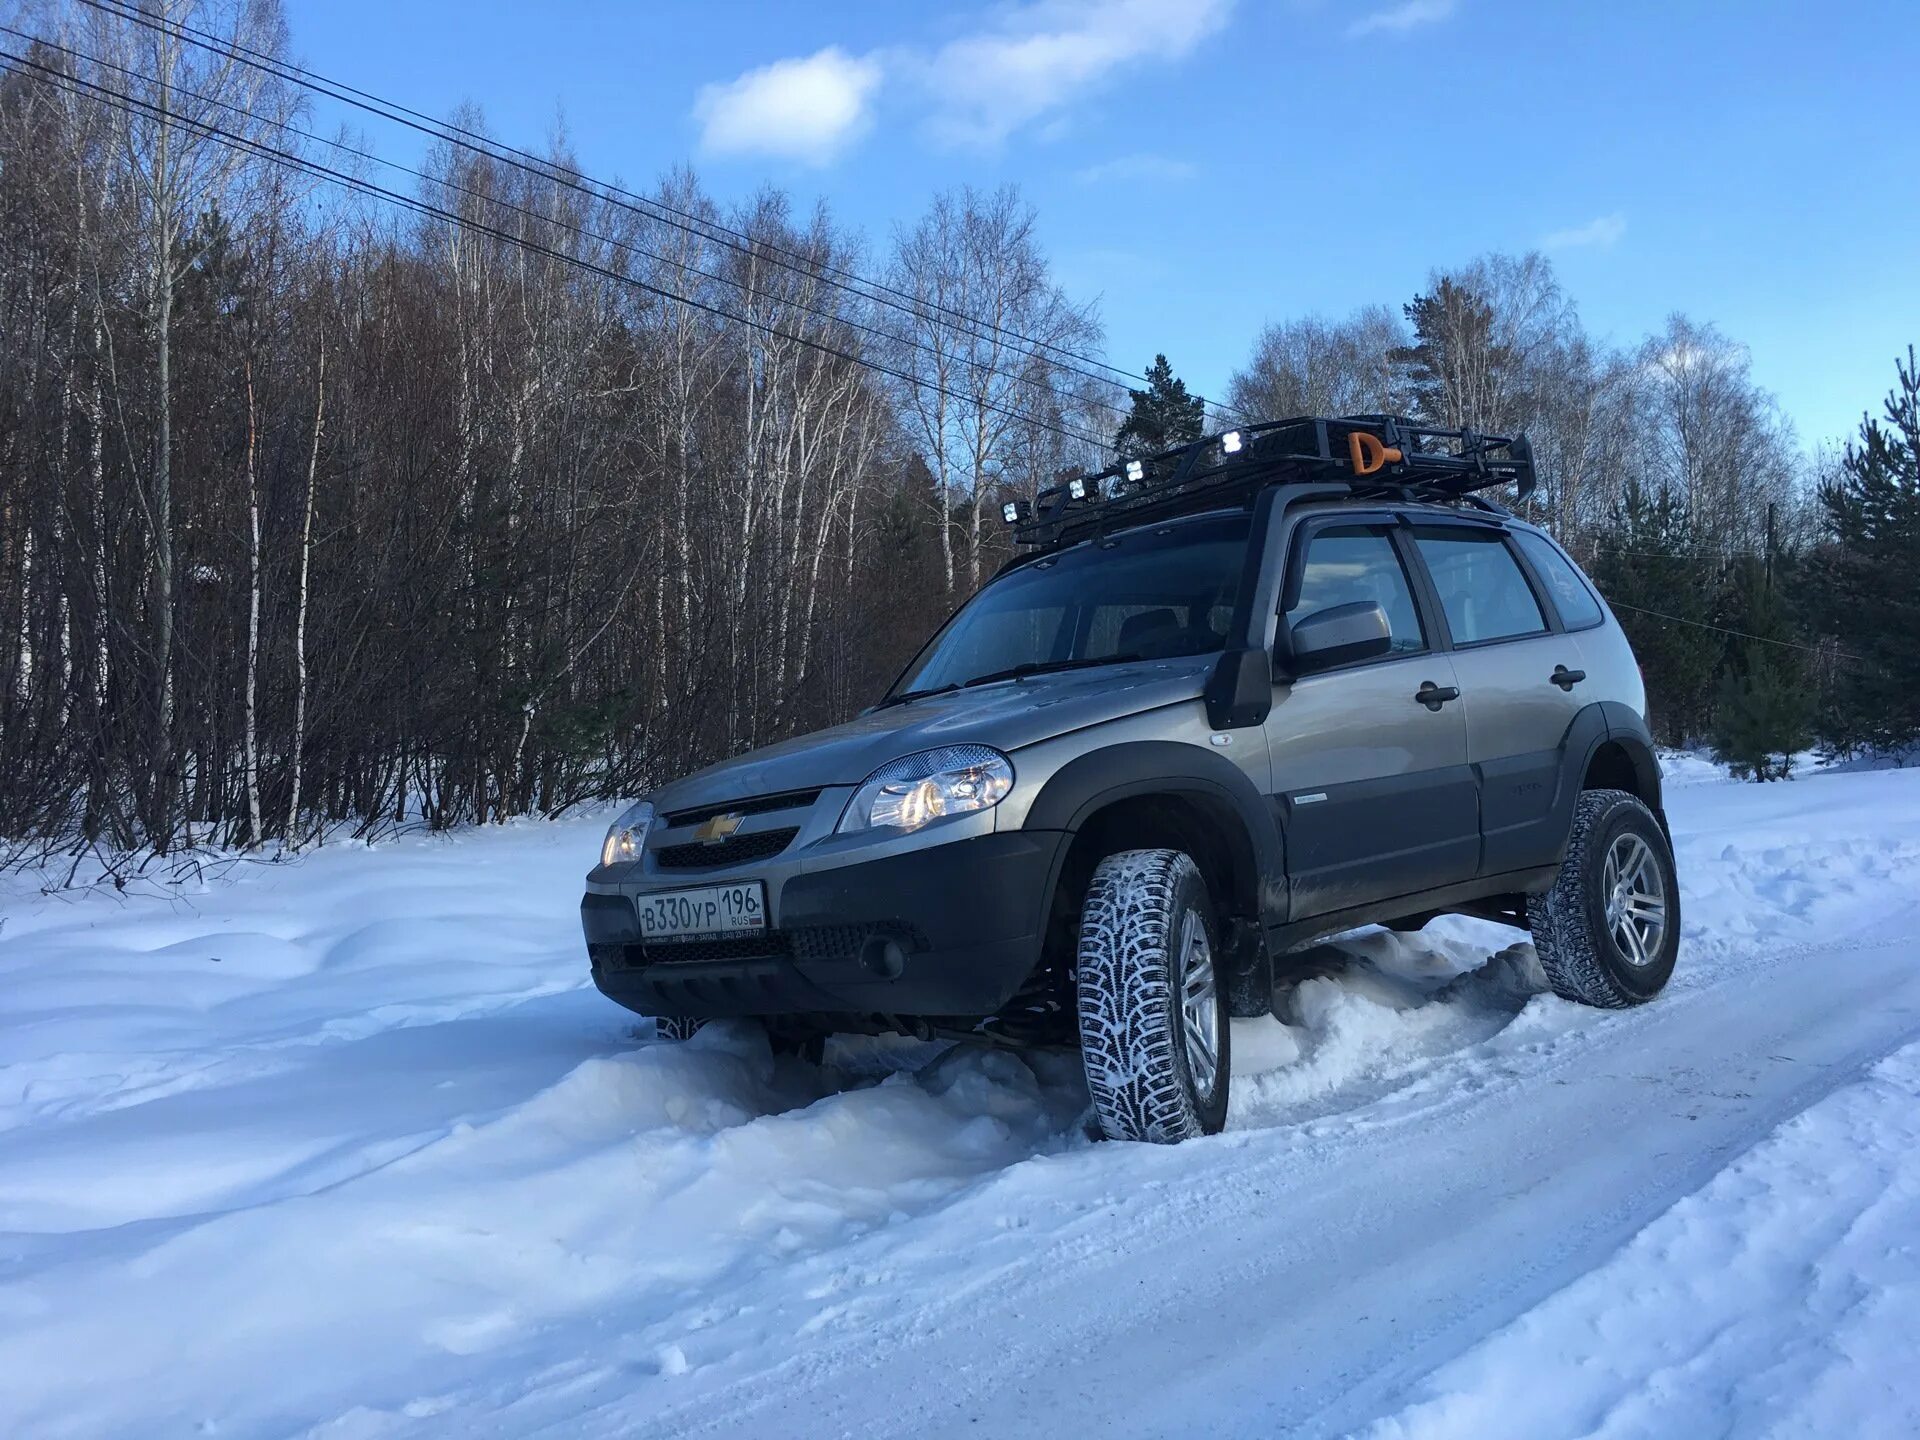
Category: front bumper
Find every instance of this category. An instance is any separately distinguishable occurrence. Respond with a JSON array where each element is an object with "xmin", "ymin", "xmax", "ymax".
[{"xmin": 583, "ymin": 830, "xmax": 1065, "ymax": 1020}]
